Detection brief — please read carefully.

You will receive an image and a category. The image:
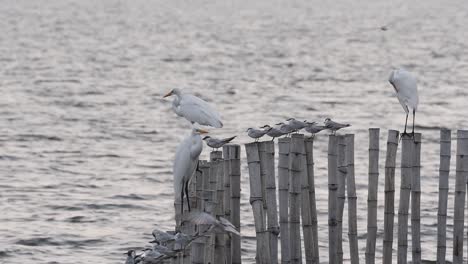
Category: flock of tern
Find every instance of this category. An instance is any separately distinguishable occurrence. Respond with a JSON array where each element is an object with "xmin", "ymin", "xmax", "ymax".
[{"xmin": 123, "ymin": 68, "xmax": 419, "ymax": 262}]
